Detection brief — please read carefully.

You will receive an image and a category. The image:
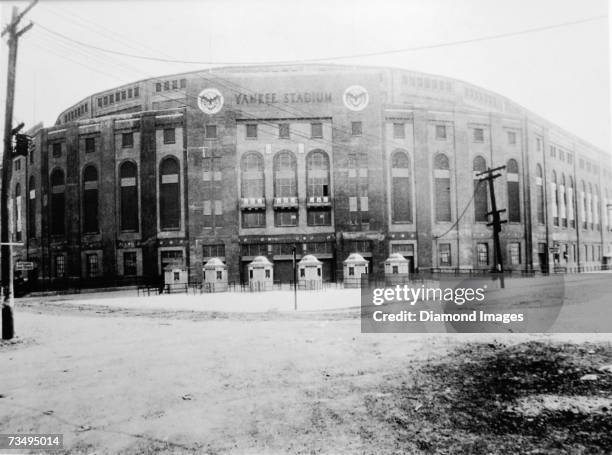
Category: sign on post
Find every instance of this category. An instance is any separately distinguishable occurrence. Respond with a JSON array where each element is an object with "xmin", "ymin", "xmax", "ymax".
[{"xmin": 15, "ymin": 261, "xmax": 34, "ymax": 271}]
